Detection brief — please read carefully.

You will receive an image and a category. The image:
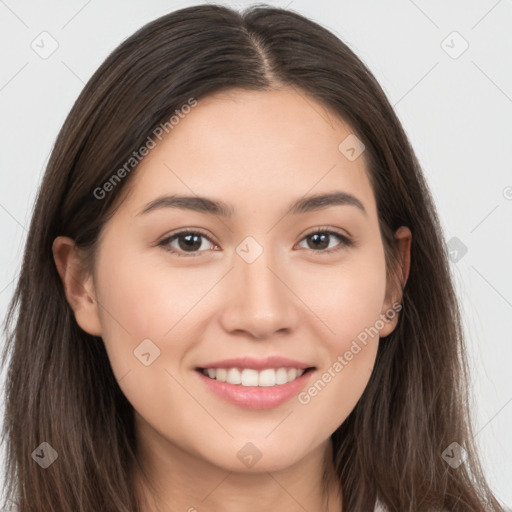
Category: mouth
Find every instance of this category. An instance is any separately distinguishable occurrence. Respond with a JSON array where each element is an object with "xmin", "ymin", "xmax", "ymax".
[
  {"xmin": 194, "ymin": 357, "xmax": 317, "ymax": 409},
  {"xmin": 196, "ymin": 366, "xmax": 315, "ymax": 387}
]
